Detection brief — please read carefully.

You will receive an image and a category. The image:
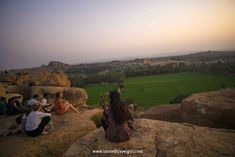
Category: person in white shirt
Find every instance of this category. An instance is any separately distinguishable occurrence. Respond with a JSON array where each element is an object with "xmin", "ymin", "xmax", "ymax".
[
  {"xmin": 41, "ymin": 93, "xmax": 49, "ymax": 107},
  {"xmin": 25, "ymin": 103, "xmax": 52, "ymax": 137},
  {"xmin": 41, "ymin": 93, "xmax": 54, "ymax": 113},
  {"xmin": 28, "ymin": 94, "xmax": 40, "ymax": 106}
]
